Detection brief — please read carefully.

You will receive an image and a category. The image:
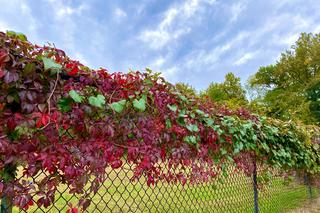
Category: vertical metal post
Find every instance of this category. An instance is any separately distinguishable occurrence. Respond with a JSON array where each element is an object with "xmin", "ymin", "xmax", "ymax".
[
  {"xmin": 304, "ymin": 173, "xmax": 313, "ymax": 199},
  {"xmin": 253, "ymin": 160, "xmax": 259, "ymax": 213},
  {"xmin": 1, "ymin": 165, "xmax": 16, "ymax": 213},
  {"xmin": 1, "ymin": 194, "xmax": 13, "ymax": 213}
]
